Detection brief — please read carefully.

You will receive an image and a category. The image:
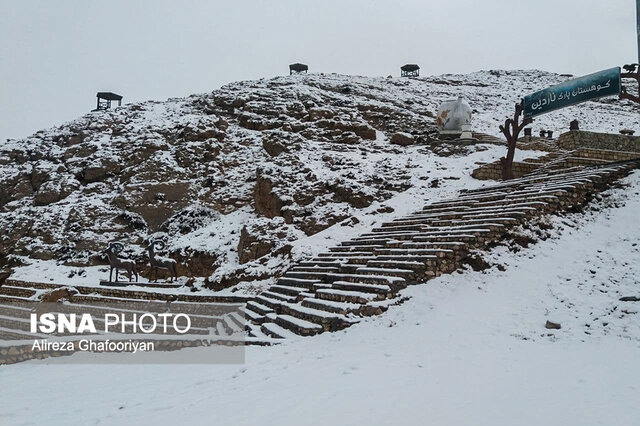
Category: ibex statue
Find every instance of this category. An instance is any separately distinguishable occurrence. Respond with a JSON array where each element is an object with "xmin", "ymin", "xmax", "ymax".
[
  {"xmin": 105, "ymin": 242, "xmax": 138, "ymax": 283},
  {"xmin": 146, "ymin": 240, "xmax": 178, "ymax": 282}
]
